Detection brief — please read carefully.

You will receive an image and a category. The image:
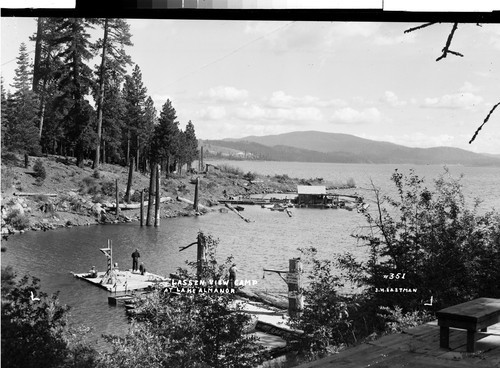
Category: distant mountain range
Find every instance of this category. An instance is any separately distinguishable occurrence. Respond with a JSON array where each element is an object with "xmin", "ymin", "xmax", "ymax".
[{"xmin": 202, "ymin": 131, "xmax": 500, "ymax": 166}]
